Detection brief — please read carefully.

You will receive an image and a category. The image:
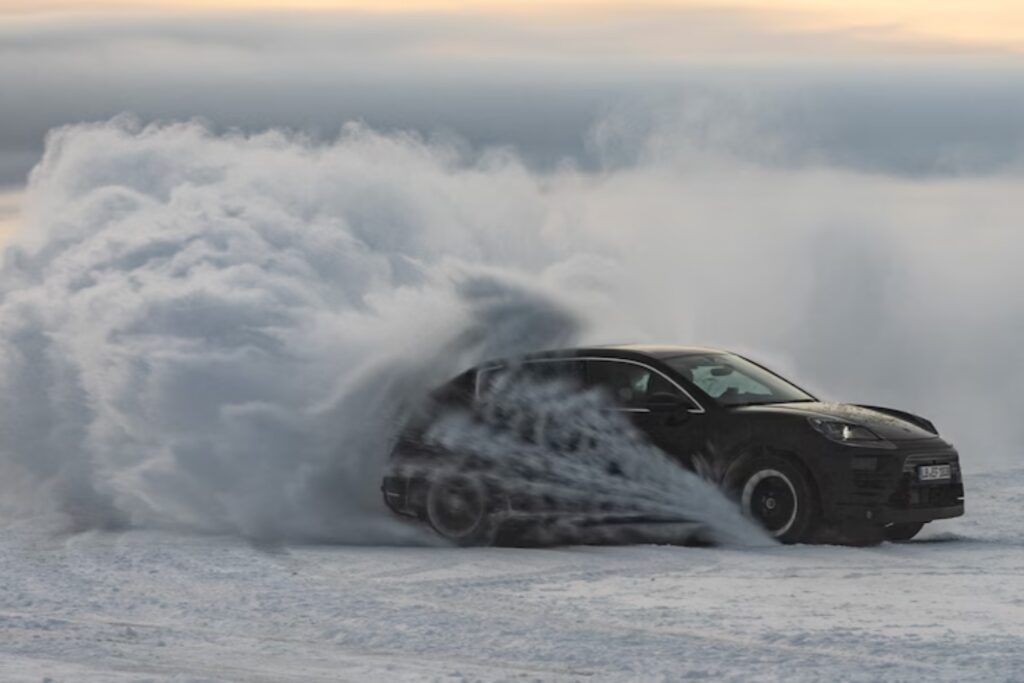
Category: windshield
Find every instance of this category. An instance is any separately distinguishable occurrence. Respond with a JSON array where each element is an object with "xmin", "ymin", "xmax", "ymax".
[{"xmin": 664, "ymin": 353, "xmax": 814, "ymax": 407}]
